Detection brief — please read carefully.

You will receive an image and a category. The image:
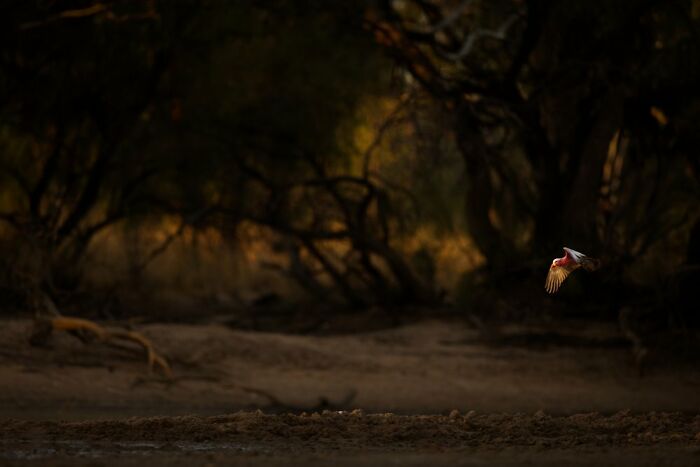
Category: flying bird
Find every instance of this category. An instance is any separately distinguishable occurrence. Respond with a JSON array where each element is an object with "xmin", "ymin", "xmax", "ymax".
[{"xmin": 545, "ymin": 247, "xmax": 600, "ymax": 294}]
